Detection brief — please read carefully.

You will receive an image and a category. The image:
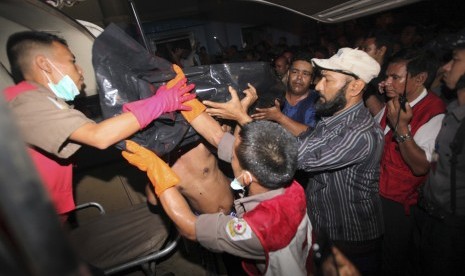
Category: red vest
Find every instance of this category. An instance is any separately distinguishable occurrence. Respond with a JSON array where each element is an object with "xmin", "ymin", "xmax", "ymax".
[
  {"xmin": 379, "ymin": 92, "xmax": 445, "ymax": 213},
  {"xmin": 4, "ymin": 82, "xmax": 75, "ymax": 215},
  {"xmin": 242, "ymin": 181, "xmax": 308, "ymax": 275}
]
